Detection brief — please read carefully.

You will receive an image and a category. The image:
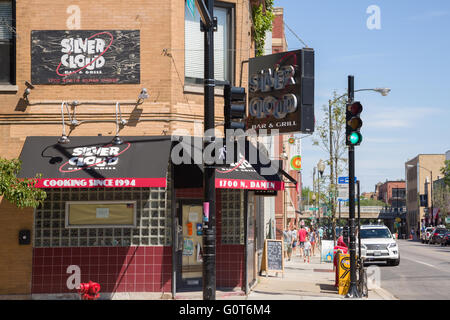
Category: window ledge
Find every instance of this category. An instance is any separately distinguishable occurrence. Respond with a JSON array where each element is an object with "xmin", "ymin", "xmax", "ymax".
[
  {"xmin": 0, "ymin": 84, "xmax": 19, "ymax": 93},
  {"xmin": 184, "ymin": 85, "xmax": 224, "ymax": 96}
]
